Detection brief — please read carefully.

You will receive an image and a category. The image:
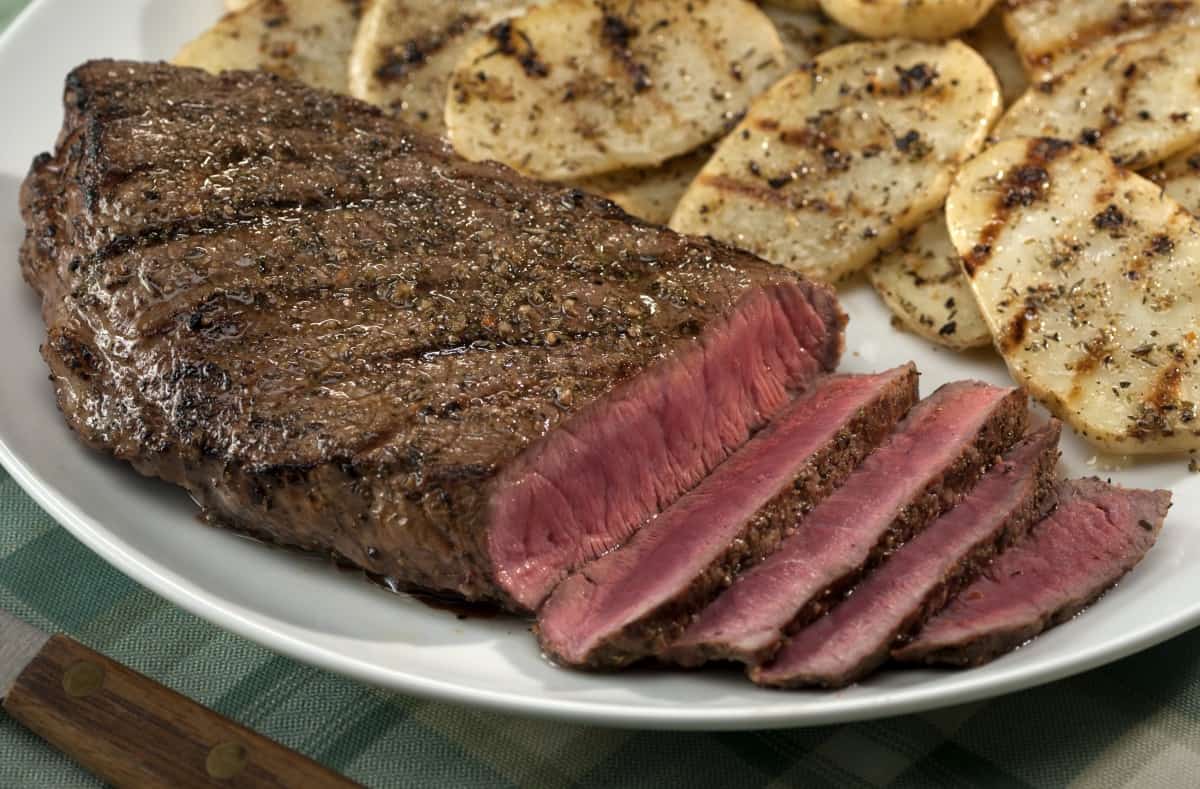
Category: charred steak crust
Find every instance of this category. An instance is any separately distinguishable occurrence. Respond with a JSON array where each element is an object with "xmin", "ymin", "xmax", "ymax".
[{"xmin": 21, "ymin": 61, "xmax": 844, "ymax": 609}]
